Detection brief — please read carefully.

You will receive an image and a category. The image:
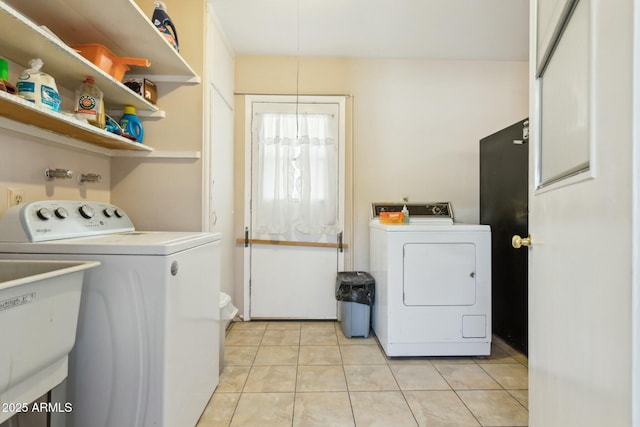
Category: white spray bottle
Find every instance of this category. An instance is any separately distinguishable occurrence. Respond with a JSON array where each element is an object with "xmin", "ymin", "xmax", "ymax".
[{"xmin": 402, "ymin": 205, "xmax": 409, "ymax": 224}]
